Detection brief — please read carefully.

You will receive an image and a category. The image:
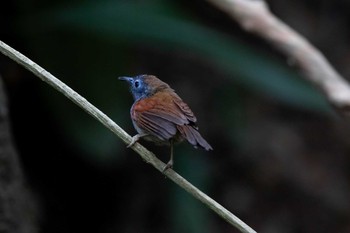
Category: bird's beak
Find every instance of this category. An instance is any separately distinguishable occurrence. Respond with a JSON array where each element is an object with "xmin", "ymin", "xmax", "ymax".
[{"xmin": 118, "ymin": 76, "xmax": 133, "ymax": 82}]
